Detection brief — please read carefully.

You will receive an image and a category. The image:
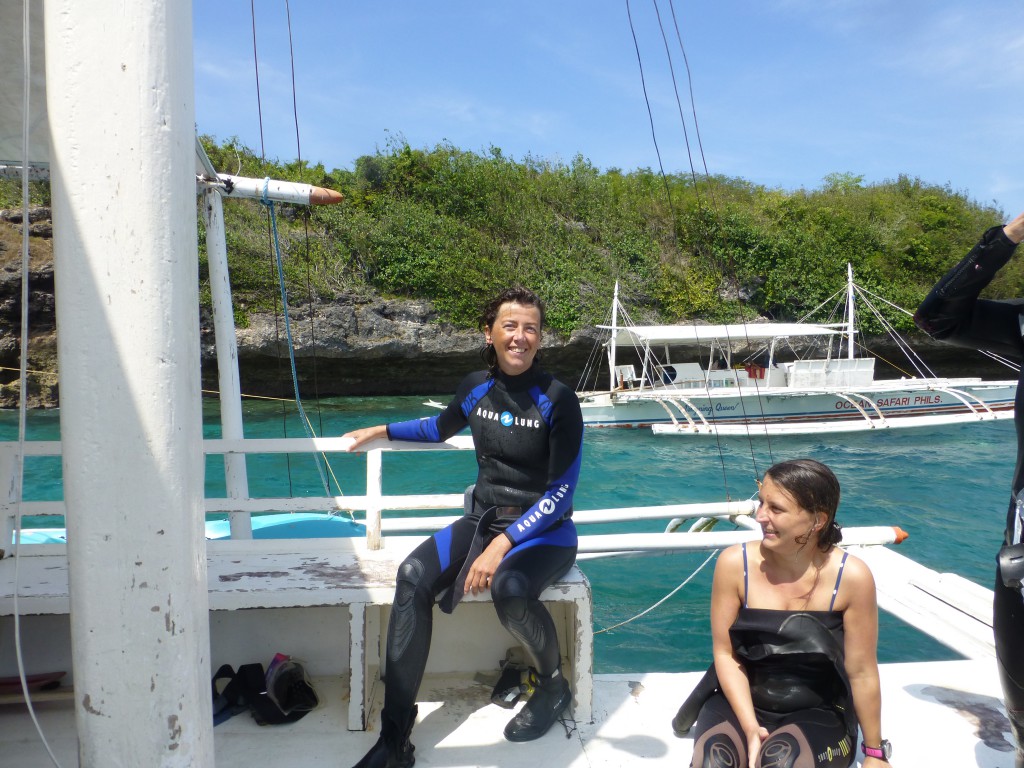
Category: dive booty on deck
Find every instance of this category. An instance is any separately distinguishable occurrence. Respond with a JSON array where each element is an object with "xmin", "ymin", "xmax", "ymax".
[
  {"xmin": 503, "ymin": 669, "xmax": 571, "ymax": 742},
  {"xmin": 352, "ymin": 705, "xmax": 417, "ymax": 768}
]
